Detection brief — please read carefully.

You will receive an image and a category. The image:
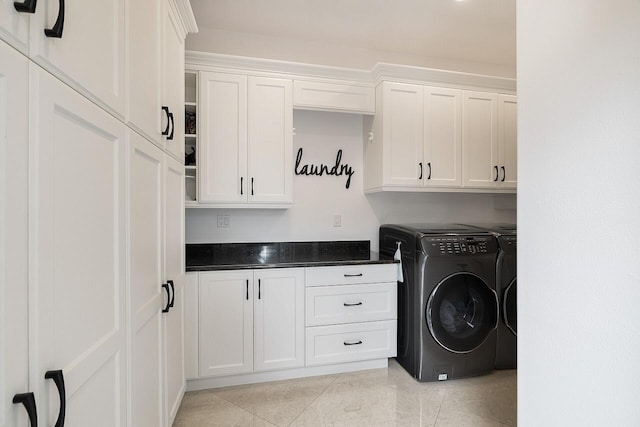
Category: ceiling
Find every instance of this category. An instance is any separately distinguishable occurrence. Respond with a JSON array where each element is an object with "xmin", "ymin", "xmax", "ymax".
[{"xmin": 189, "ymin": 0, "xmax": 516, "ymax": 72}]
